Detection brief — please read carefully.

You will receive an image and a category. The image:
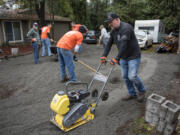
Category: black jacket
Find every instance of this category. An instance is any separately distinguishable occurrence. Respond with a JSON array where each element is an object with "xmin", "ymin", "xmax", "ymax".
[{"xmin": 102, "ymin": 21, "xmax": 141, "ymax": 60}]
